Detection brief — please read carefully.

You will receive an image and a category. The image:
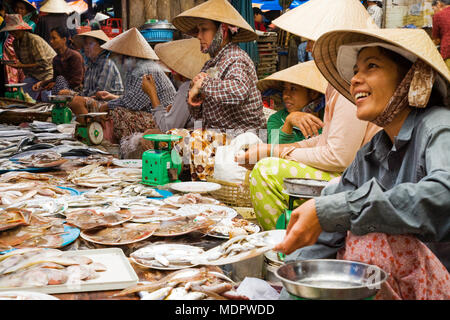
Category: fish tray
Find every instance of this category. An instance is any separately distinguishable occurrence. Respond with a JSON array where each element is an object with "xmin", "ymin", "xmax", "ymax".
[
  {"xmin": 0, "ymin": 111, "xmax": 51, "ymax": 125},
  {"xmin": 0, "ymin": 248, "xmax": 138, "ymax": 294}
]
